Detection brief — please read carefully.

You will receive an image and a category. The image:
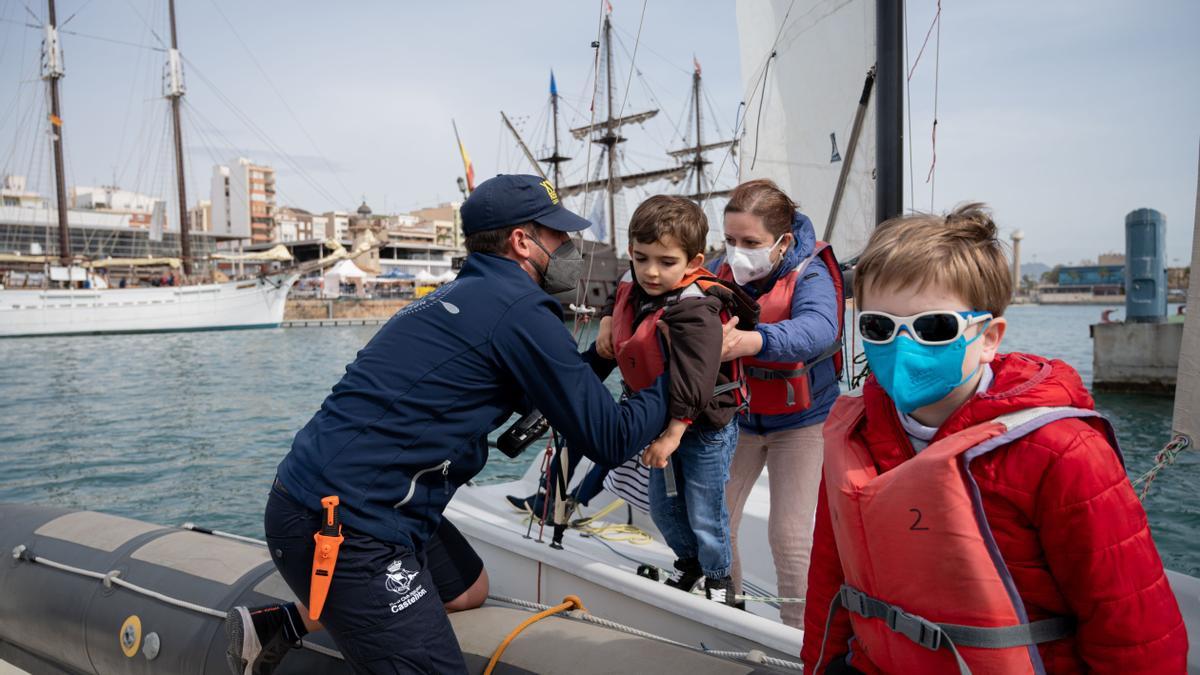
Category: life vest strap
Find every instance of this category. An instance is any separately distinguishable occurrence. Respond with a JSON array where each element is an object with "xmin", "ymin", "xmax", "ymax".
[{"xmin": 819, "ymin": 584, "xmax": 1075, "ymax": 675}]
